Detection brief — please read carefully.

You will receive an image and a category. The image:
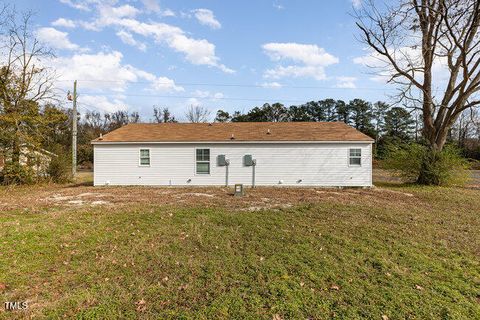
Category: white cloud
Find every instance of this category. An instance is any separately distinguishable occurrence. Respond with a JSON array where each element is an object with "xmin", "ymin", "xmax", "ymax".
[
  {"xmin": 265, "ymin": 65, "xmax": 330, "ymax": 80},
  {"xmin": 262, "ymin": 43, "xmax": 339, "ymax": 80},
  {"xmin": 353, "ymin": 46, "xmax": 451, "ymax": 85},
  {"xmin": 263, "ymin": 43, "xmax": 339, "ymax": 66},
  {"xmin": 351, "ymin": 0, "xmax": 362, "ymax": 9},
  {"xmin": 51, "ymin": 18, "xmax": 76, "ymax": 28},
  {"xmin": 149, "ymin": 77, "xmax": 184, "ymax": 92},
  {"xmin": 35, "ymin": 27, "xmax": 82, "ymax": 51},
  {"xmin": 96, "ymin": 4, "xmax": 140, "ymax": 25},
  {"xmin": 116, "ymin": 30, "xmax": 146, "ymax": 51},
  {"xmin": 141, "ymin": 0, "xmax": 160, "ymax": 12},
  {"xmin": 51, "ymin": 51, "xmax": 182, "ymax": 94},
  {"xmin": 59, "ymin": 0, "xmax": 92, "ymax": 11},
  {"xmin": 193, "ymin": 9, "xmax": 221, "ymax": 29},
  {"xmin": 161, "ymin": 9, "xmax": 176, "ymax": 17},
  {"xmin": 335, "ymin": 76, "xmax": 357, "ymax": 88},
  {"xmin": 117, "ymin": 19, "xmax": 233, "ymax": 72},
  {"xmin": 193, "ymin": 90, "xmax": 224, "ymax": 100},
  {"xmin": 261, "ymin": 82, "xmax": 283, "ymax": 89},
  {"xmin": 75, "ymin": 3, "xmax": 232, "ymax": 73},
  {"xmin": 80, "ymin": 94, "xmax": 129, "ymax": 113}
]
